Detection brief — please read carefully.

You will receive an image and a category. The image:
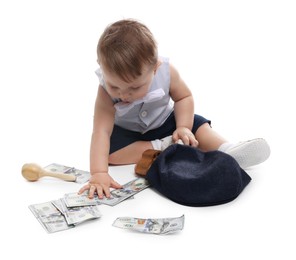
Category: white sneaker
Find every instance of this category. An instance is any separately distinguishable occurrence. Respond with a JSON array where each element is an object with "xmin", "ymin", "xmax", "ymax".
[
  {"xmin": 160, "ymin": 136, "xmax": 184, "ymax": 151},
  {"xmin": 224, "ymin": 138, "xmax": 271, "ymax": 169}
]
